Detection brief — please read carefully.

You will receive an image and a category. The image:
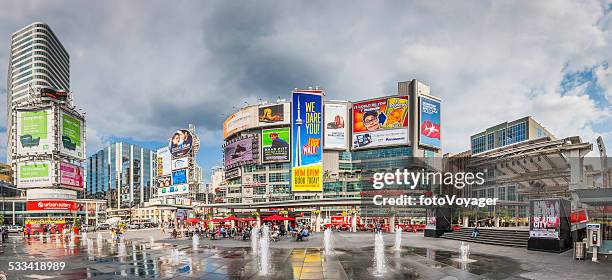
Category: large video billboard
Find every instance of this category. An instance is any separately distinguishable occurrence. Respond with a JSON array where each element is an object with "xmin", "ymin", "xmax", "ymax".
[
  {"xmin": 419, "ymin": 96, "xmax": 441, "ymax": 149},
  {"xmin": 156, "ymin": 147, "xmax": 172, "ymax": 176},
  {"xmin": 352, "ymin": 96, "xmax": 409, "ymax": 149},
  {"xmin": 224, "ymin": 106, "xmax": 258, "ymax": 138},
  {"xmin": 171, "ymin": 157, "xmax": 189, "ymax": 170},
  {"xmin": 17, "ymin": 161, "xmax": 53, "ymax": 188},
  {"xmin": 60, "ymin": 111, "xmax": 85, "ymax": 159},
  {"xmin": 291, "ymin": 90, "xmax": 323, "ymax": 192},
  {"xmin": 324, "ymin": 103, "xmax": 348, "ymax": 150},
  {"xmin": 59, "ymin": 162, "xmax": 84, "ymax": 189},
  {"xmin": 16, "ymin": 109, "xmax": 54, "ymax": 155},
  {"xmin": 530, "ymin": 199, "xmax": 560, "ymax": 239},
  {"xmin": 169, "ymin": 129, "xmax": 193, "ymax": 158},
  {"xmin": 261, "ymin": 127, "xmax": 290, "ymax": 162},
  {"xmin": 172, "ymin": 169, "xmax": 188, "ymax": 185},
  {"xmin": 224, "ymin": 138, "xmax": 254, "ymax": 167},
  {"xmin": 258, "ymin": 103, "xmax": 290, "ymax": 126}
]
